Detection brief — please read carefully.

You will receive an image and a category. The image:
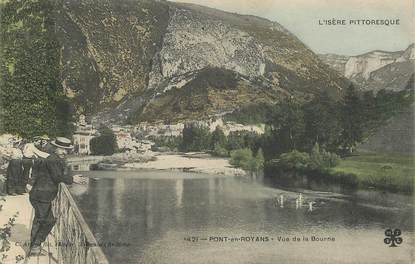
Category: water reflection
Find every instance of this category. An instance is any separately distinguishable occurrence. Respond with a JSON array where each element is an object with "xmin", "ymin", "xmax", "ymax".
[
  {"xmin": 70, "ymin": 163, "xmax": 91, "ymax": 171},
  {"xmin": 175, "ymin": 179, "xmax": 183, "ymax": 208},
  {"xmin": 71, "ymin": 171, "xmax": 414, "ymax": 264}
]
